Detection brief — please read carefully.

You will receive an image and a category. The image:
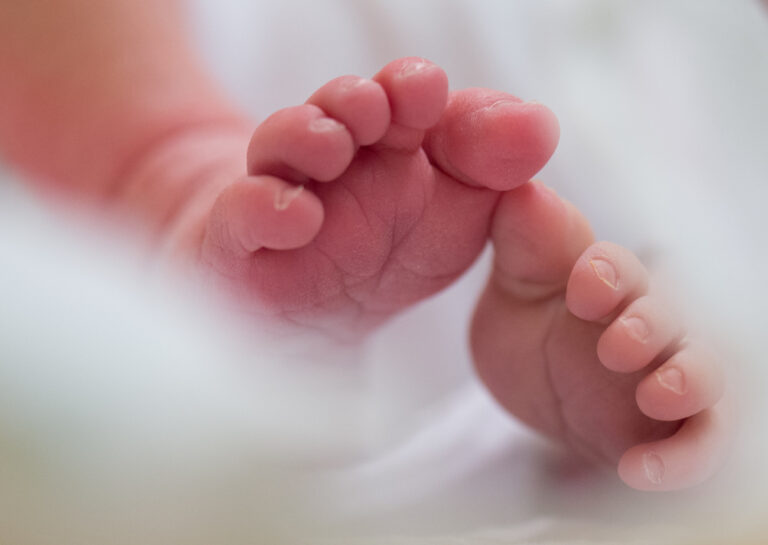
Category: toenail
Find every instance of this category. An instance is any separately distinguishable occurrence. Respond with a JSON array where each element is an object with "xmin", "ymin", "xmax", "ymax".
[
  {"xmin": 656, "ymin": 367, "xmax": 686, "ymax": 395},
  {"xmin": 339, "ymin": 77, "xmax": 369, "ymax": 92},
  {"xmin": 274, "ymin": 184, "xmax": 304, "ymax": 211},
  {"xmin": 589, "ymin": 258, "xmax": 618, "ymax": 290},
  {"xmin": 620, "ymin": 316, "xmax": 650, "ymax": 343},
  {"xmin": 398, "ymin": 60, "xmax": 434, "ymax": 78},
  {"xmin": 483, "ymin": 98, "xmax": 520, "ymax": 111},
  {"xmin": 642, "ymin": 451, "xmax": 665, "ymax": 485},
  {"xmin": 309, "ymin": 118, "xmax": 345, "ymax": 133}
]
